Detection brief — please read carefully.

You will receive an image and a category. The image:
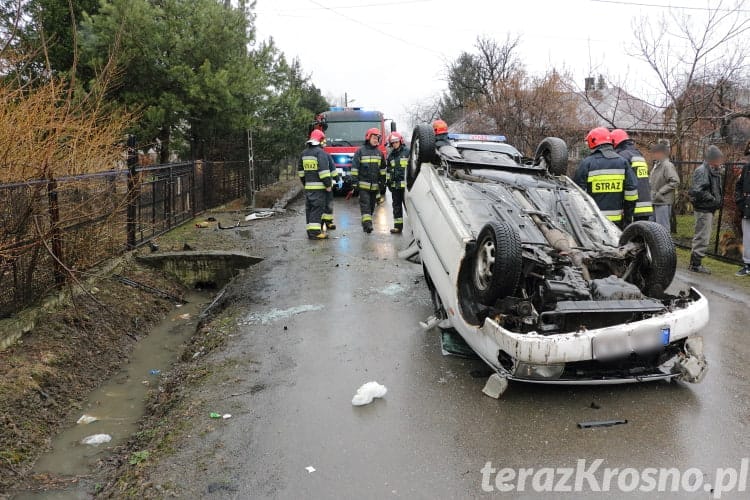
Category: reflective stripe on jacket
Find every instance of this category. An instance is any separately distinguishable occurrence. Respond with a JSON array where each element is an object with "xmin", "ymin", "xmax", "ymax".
[
  {"xmin": 352, "ymin": 144, "xmax": 386, "ymax": 191},
  {"xmin": 574, "ymin": 144, "xmax": 638, "ymax": 222},
  {"xmin": 386, "ymin": 145, "xmax": 409, "ymax": 189},
  {"xmin": 298, "ymin": 146, "xmax": 332, "ymax": 191},
  {"xmin": 616, "ymin": 140, "xmax": 653, "ymax": 215}
]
